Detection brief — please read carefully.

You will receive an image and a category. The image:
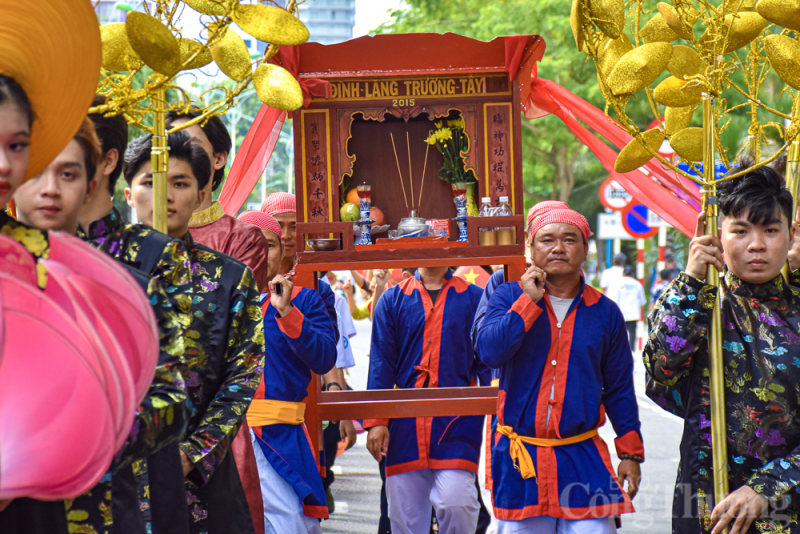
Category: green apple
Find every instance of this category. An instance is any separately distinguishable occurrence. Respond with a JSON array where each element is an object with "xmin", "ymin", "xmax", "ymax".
[{"xmin": 340, "ymin": 203, "xmax": 360, "ymax": 222}]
